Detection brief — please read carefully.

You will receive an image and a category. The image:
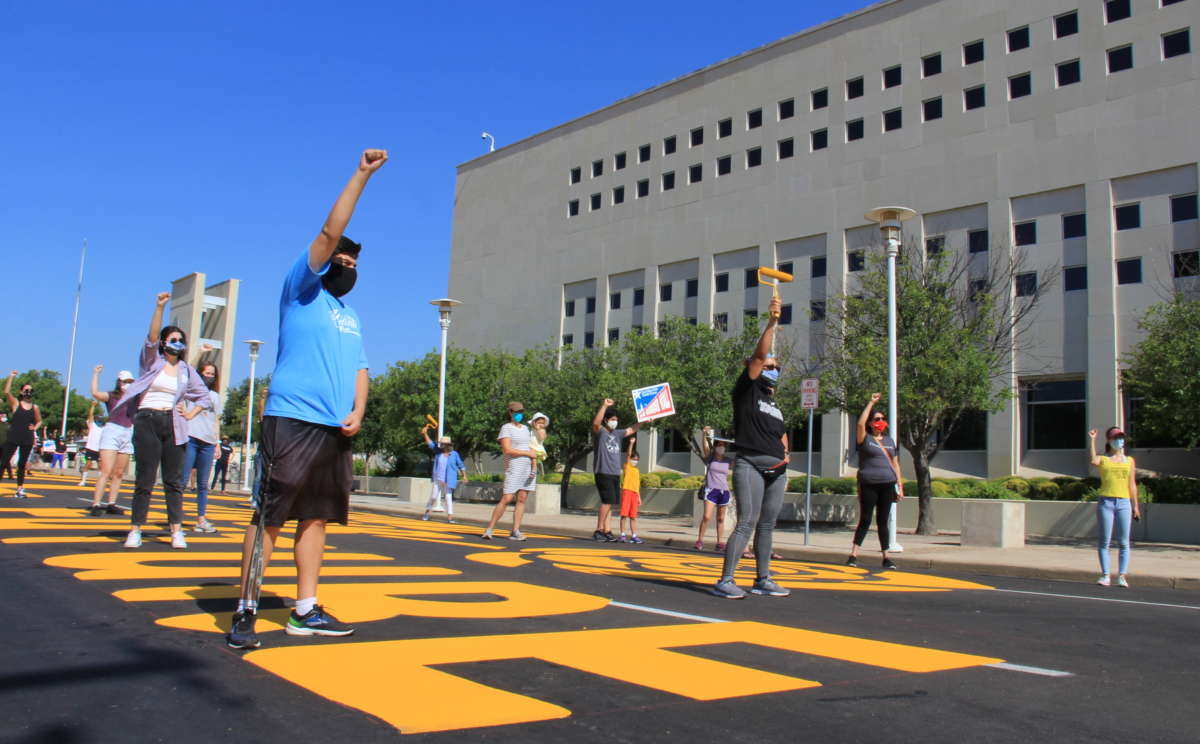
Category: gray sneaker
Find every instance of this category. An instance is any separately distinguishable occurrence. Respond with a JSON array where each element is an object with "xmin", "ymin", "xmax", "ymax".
[
  {"xmin": 750, "ymin": 577, "xmax": 791, "ymax": 597},
  {"xmin": 711, "ymin": 578, "xmax": 747, "ymax": 599},
  {"xmin": 508, "ymin": 531, "xmax": 528, "ymax": 541}
]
